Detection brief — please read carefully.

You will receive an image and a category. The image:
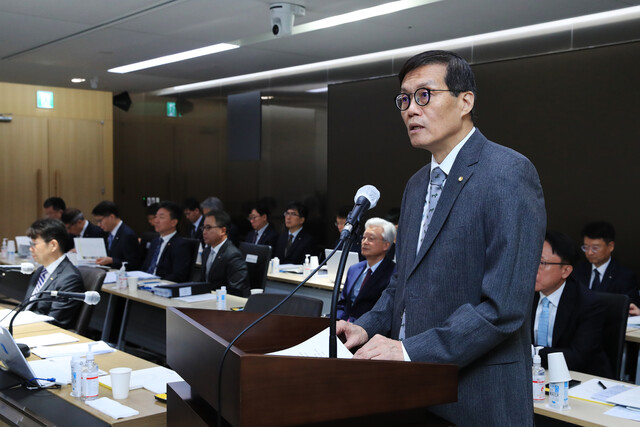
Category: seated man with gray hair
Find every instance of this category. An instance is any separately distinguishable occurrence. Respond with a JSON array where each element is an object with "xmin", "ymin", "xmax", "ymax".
[{"xmin": 336, "ymin": 217, "xmax": 397, "ymax": 322}]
